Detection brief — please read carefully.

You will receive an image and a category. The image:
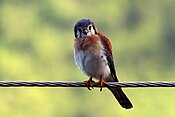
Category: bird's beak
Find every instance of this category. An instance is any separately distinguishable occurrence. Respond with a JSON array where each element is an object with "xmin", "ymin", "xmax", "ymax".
[{"xmin": 84, "ymin": 29, "xmax": 89, "ymax": 33}]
